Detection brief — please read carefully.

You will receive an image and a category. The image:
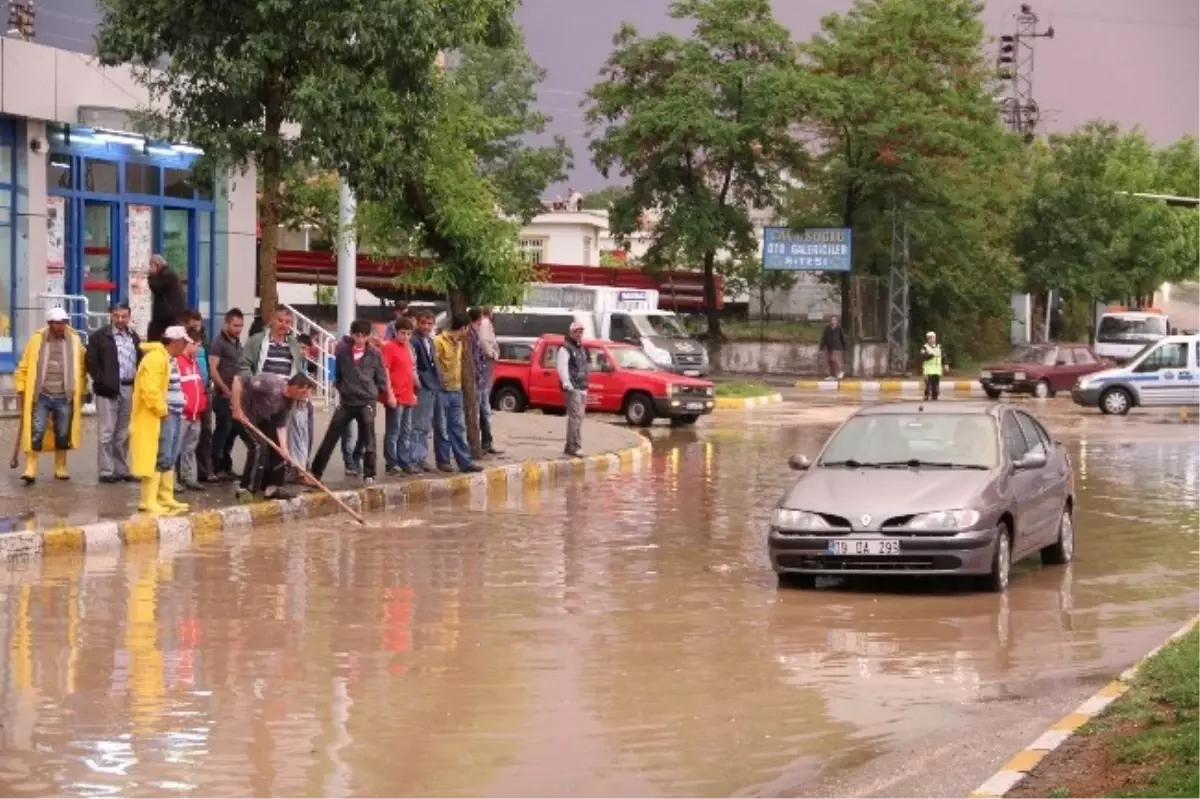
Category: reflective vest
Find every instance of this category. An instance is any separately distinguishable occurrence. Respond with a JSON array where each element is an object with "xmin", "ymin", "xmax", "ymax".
[{"xmin": 922, "ymin": 343, "xmax": 943, "ymax": 376}]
